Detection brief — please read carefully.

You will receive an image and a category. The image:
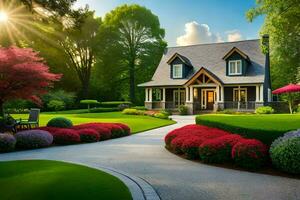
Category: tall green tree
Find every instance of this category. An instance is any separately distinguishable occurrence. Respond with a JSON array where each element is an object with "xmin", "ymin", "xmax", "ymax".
[
  {"xmin": 247, "ymin": 0, "xmax": 300, "ymax": 89},
  {"xmin": 59, "ymin": 11, "xmax": 101, "ymax": 98},
  {"xmin": 102, "ymin": 4, "xmax": 166, "ymax": 103}
]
